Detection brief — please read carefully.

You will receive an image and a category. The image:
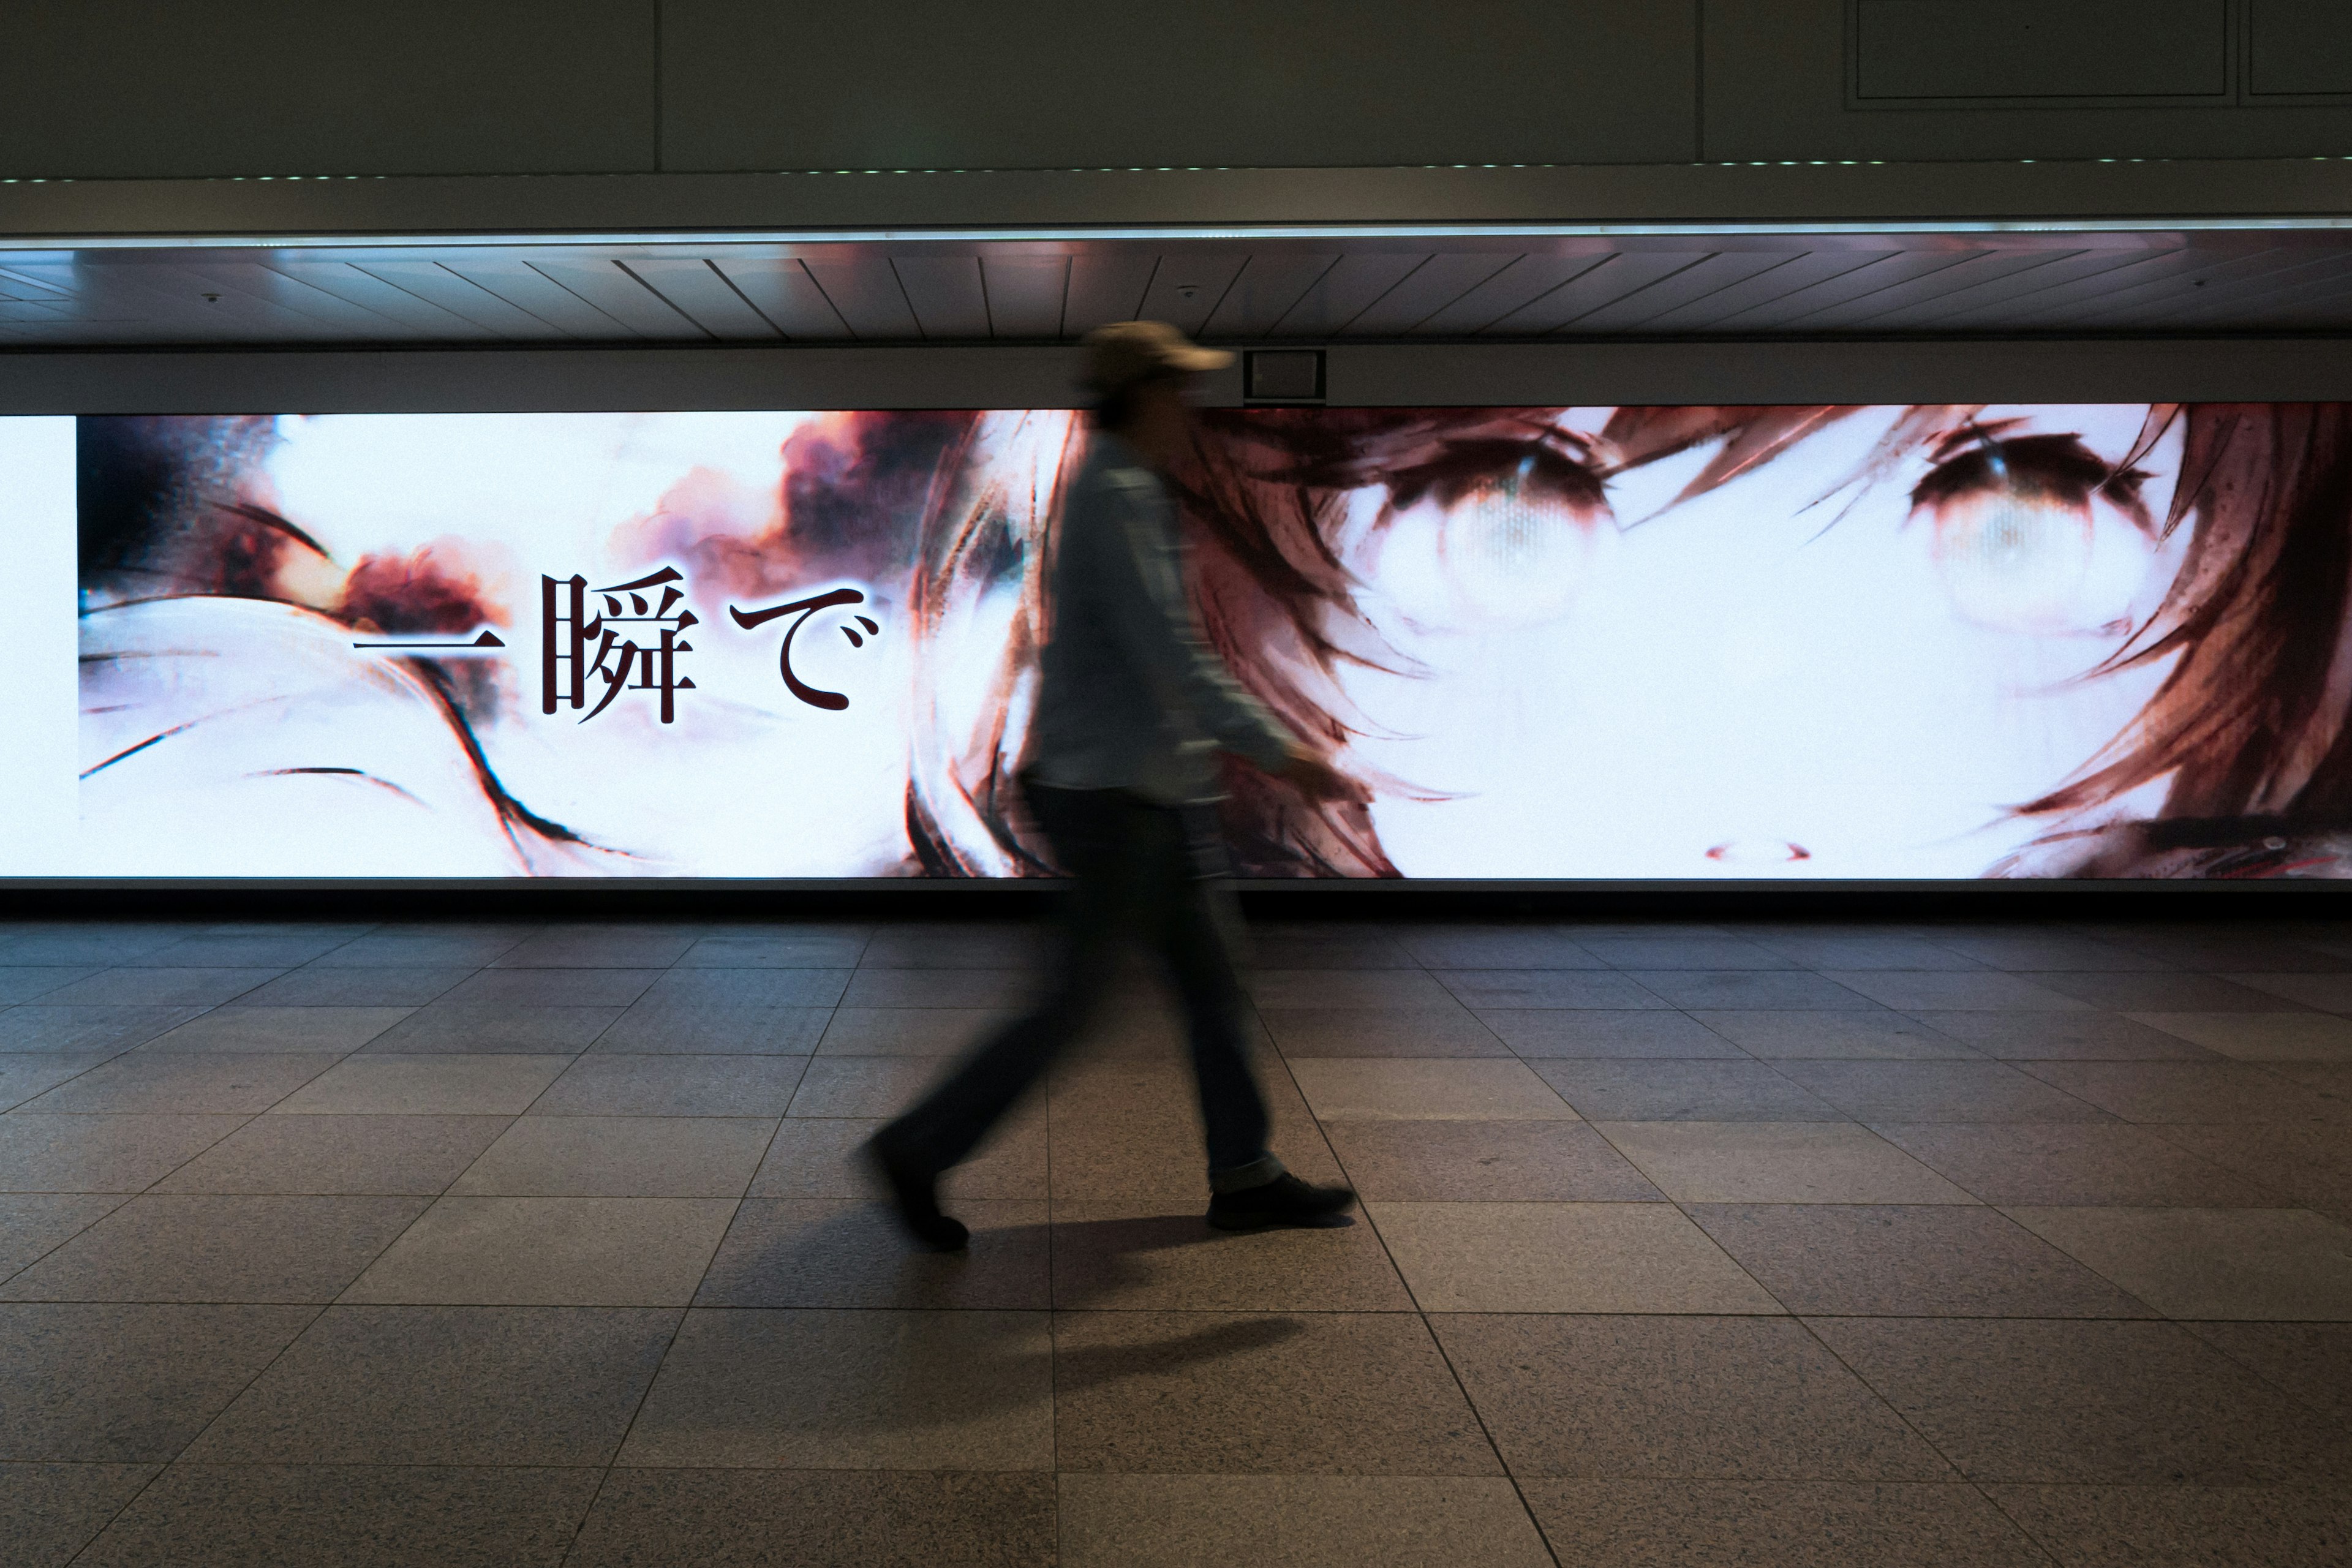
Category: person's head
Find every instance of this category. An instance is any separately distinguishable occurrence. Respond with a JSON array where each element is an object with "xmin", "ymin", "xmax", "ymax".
[{"xmin": 1082, "ymin": 321, "xmax": 1231, "ymax": 464}]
